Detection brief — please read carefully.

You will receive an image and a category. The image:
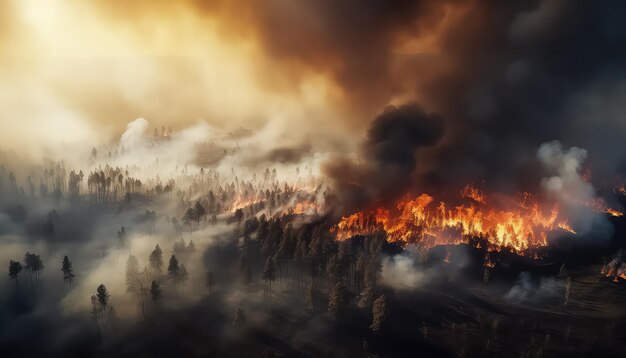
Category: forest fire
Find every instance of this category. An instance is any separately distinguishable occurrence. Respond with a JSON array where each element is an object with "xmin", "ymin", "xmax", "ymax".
[{"xmin": 332, "ymin": 188, "xmax": 581, "ymax": 255}]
